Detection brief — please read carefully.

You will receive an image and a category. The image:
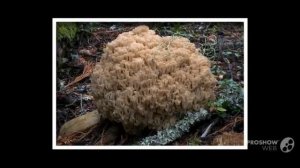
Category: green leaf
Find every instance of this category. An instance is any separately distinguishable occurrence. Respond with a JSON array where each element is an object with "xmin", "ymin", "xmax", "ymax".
[{"xmin": 216, "ymin": 107, "xmax": 227, "ymax": 112}]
